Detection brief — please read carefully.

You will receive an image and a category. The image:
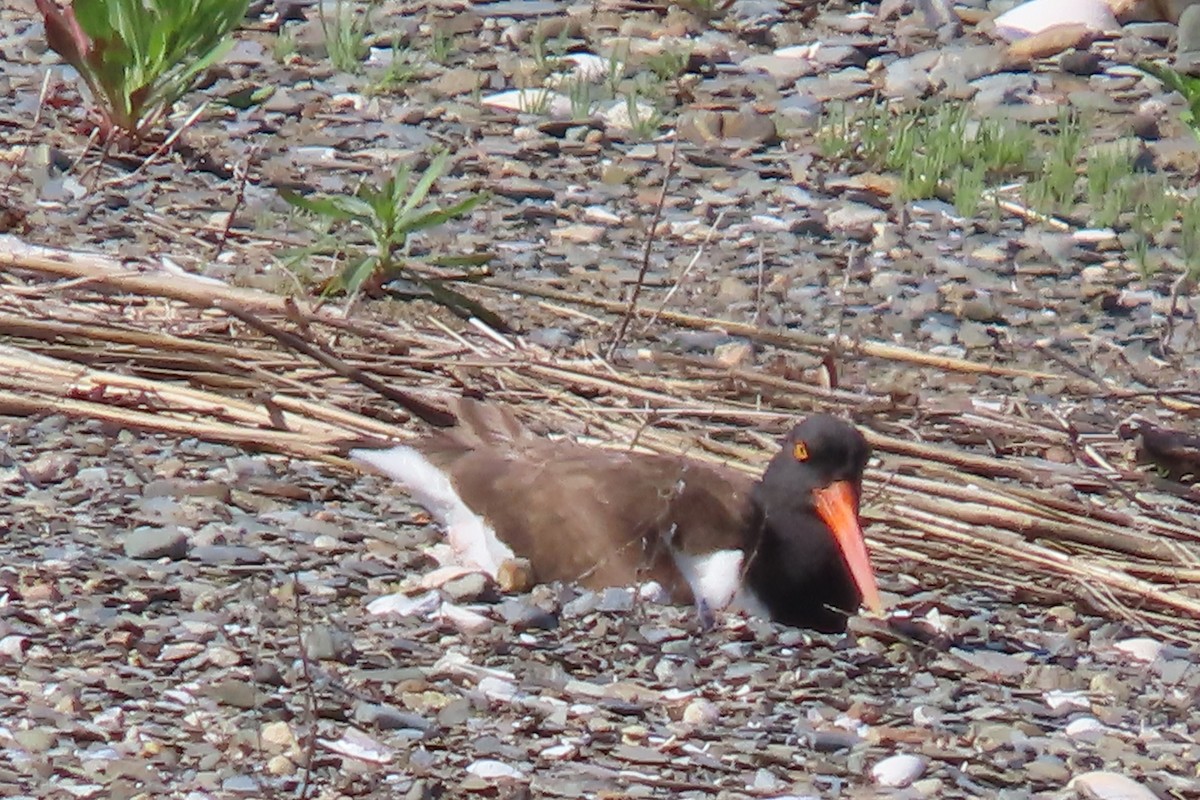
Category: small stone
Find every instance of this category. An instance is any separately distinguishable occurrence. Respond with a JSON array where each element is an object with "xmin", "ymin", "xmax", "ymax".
[
  {"xmin": 266, "ymin": 755, "xmax": 295, "ymax": 776},
  {"xmin": 24, "ymin": 452, "xmax": 77, "ymax": 484},
  {"xmin": 872, "ymin": 754, "xmax": 927, "ymax": 787},
  {"xmin": 353, "ymin": 702, "xmax": 433, "ymax": 733},
  {"xmin": 1067, "ymin": 771, "xmax": 1159, "ymax": 800},
  {"xmin": 439, "ymin": 602, "xmax": 494, "ymax": 634},
  {"xmin": 260, "ymin": 721, "xmax": 297, "ymax": 751},
  {"xmin": 440, "ymin": 572, "xmax": 496, "ymax": 604},
  {"xmin": 123, "ymin": 526, "xmax": 190, "ymax": 560},
  {"xmin": 466, "ymin": 759, "xmax": 525, "ymax": 780},
  {"xmin": 681, "ymin": 698, "xmax": 719, "ymax": 727}
]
